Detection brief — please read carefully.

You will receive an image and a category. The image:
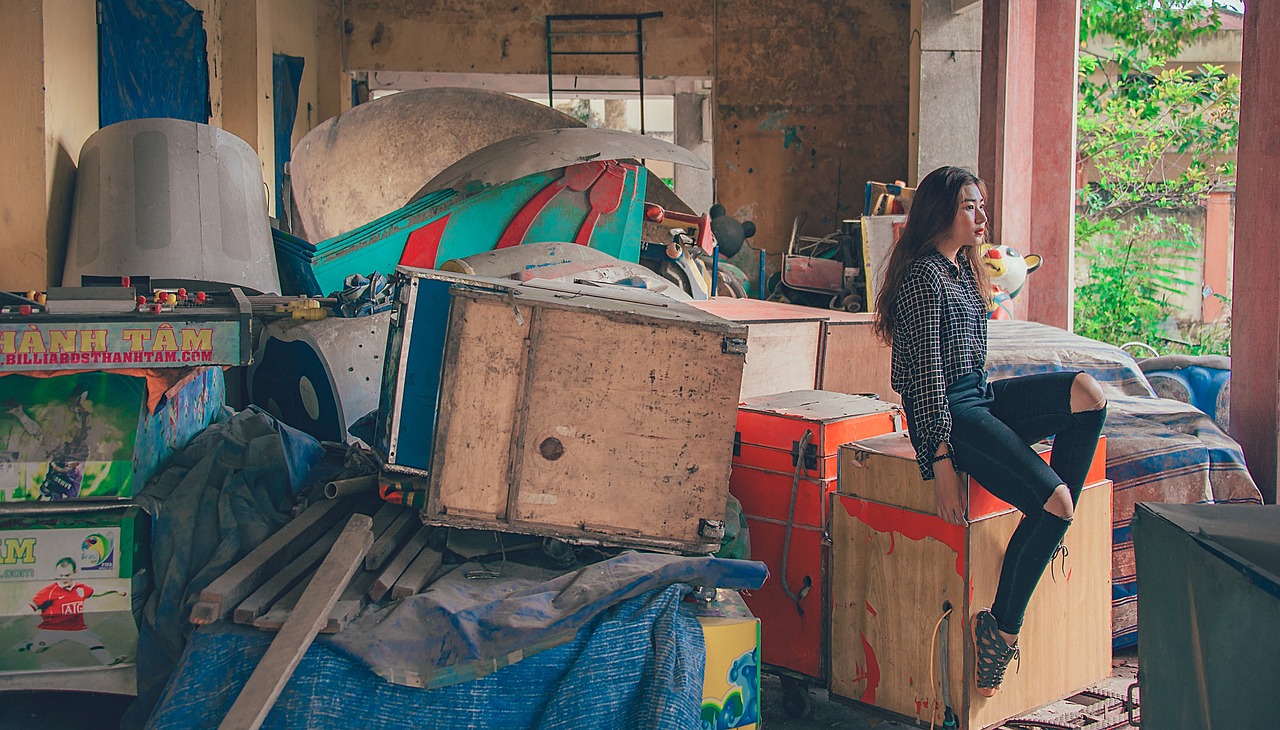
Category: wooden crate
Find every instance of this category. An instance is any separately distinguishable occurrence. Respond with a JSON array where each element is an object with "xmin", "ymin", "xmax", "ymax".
[
  {"xmin": 375, "ymin": 270, "xmax": 748, "ymax": 554},
  {"xmin": 689, "ymin": 298, "xmax": 827, "ymax": 399},
  {"xmin": 830, "ymin": 438, "xmax": 1112, "ymax": 729},
  {"xmin": 816, "ymin": 314, "xmax": 896, "ymax": 402}
]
